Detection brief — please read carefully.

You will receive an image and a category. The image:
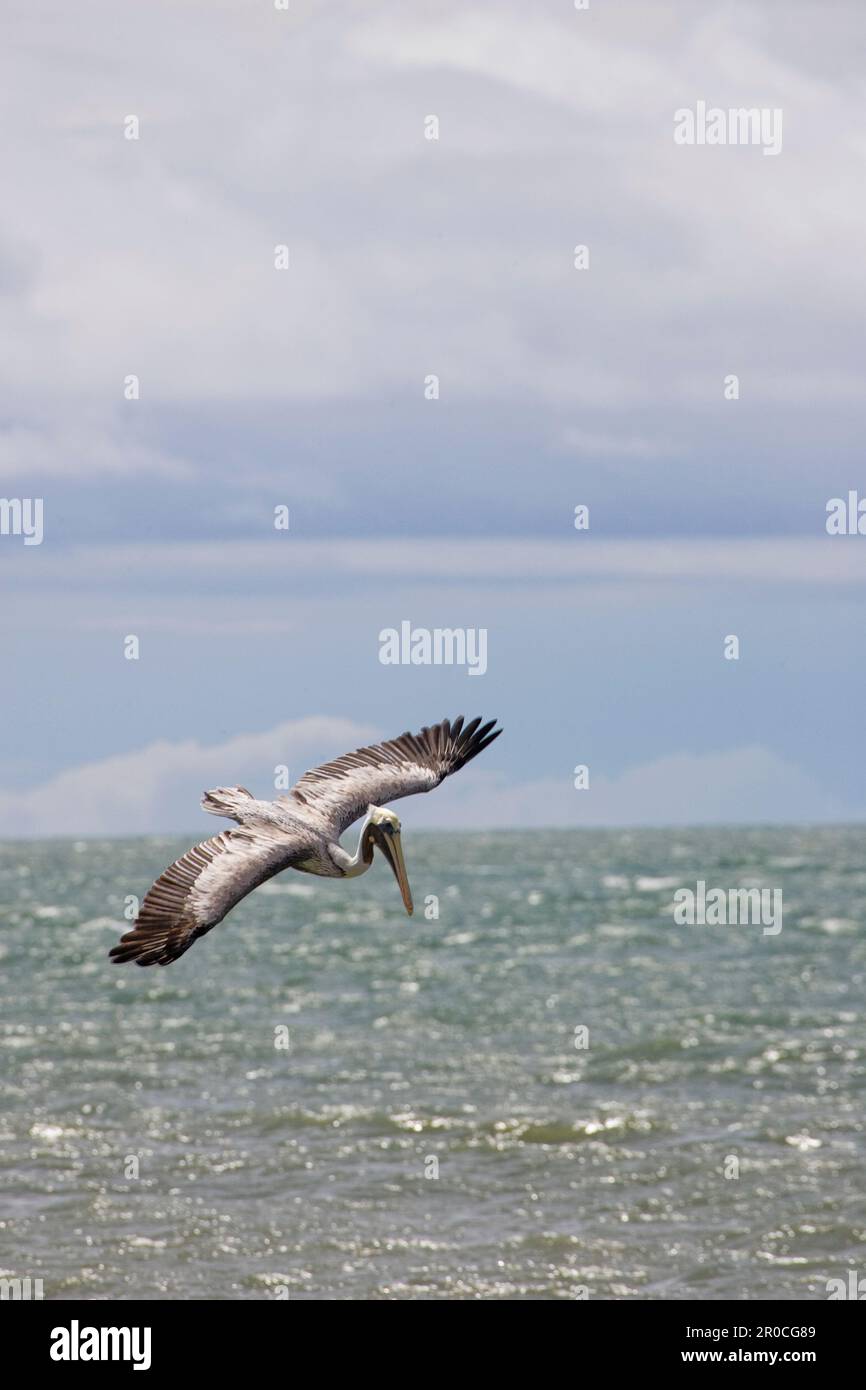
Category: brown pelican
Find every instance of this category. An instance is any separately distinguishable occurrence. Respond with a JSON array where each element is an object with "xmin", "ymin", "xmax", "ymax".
[{"xmin": 110, "ymin": 715, "xmax": 501, "ymax": 968}]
